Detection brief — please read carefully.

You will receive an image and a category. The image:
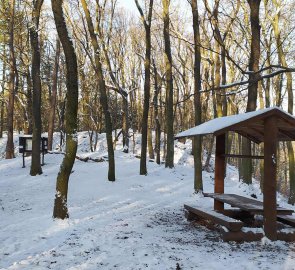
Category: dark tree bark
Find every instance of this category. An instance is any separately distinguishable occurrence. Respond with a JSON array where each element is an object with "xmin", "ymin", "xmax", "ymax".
[
  {"xmin": 135, "ymin": 0, "xmax": 154, "ymax": 175},
  {"xmin": 0, "ymin": 39, "xmax": 6, "ymax": 138},
  {"xmin": 52, "ymin": 0, "xmax": 79, "ymax": 219},
  {"xmin": 240, "ymin": 0, "xmax": 261, "ymax": 184},
  {"xmin": 247, "ymin": 0, "xmax": 261, "ymax": 112},
  {"xmin": 191, "ymin": 0, "xmax": 203, "ymax": 191},
  {"xmin": 148, "ymin": 112, "xmax": 155, "ymax": 159},
  {"xmin": 153, "ymin": 59, "xmax": 161, "ymax": 165},
  {"xmin": 5, "ymin": 0, "xmax": 16, "ymax": 159},
  {"xmin": 48, "ymin": 38, "xmax": 60, "ymax": 151},
  {"xmin": 162, "ymin": 0, "xmax": 174, "ymax": 168},
  {"xmin": 30, "ymin": 0, "xmax": 44, "ymax": 176},
  {"xmin": 26, "ymin": 69, "xmax": 33, "ymax": 134},
  {"xmin": 122, "ymin": 97, "xmax": 129, "ymax": 153},
  {"xmin": 81, "ymin": 0, "xmax": 115, "ymax": 181}
]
